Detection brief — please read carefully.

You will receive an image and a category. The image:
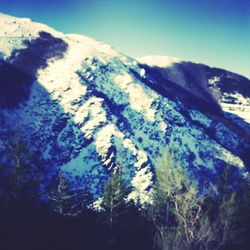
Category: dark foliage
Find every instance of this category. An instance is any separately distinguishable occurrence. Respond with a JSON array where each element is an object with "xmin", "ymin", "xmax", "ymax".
[
  {"xmin": 0, "ymin": 136, "xmax": 41, "ymax": 206},
  {"xmin": 0, "ymin": 202, "xmax": 153, "ymax": 250},
  {"xmin": 0, "ymin": 140, "xmax": 153, "ymax": 250}
]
